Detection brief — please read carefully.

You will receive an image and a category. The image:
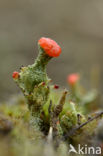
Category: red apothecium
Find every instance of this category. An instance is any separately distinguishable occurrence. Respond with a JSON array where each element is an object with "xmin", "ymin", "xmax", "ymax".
[
  {"xmin": 67, "ymin": 73, "xmax": 79, "ymax": 85},
  {"xmin": 12, "ymin": 71, "xmax": 19, "ymax": 79},
  {"xmin": 38, "ymin": 37, "xmax": 61, "ymax": 57}
]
